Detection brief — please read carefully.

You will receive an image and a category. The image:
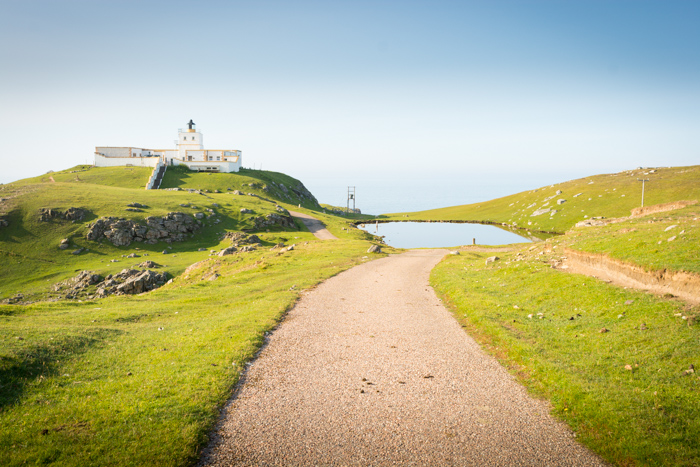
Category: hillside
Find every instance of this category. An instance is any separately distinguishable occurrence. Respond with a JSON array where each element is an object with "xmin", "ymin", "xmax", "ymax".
[
  {"xmin": 1, "ymin": 163, "xmax": 698, "ymax": 466},
  {"xmin": 0, "ymin": 164, "xmax": 384, "ymax": 466},
  {"xmin": 0, "ymin": 165, "xmax": 345, "ymax": 304},
  {"xmin": 384, "ymin": 165, "xmax": 700, "ymax": 234}
]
